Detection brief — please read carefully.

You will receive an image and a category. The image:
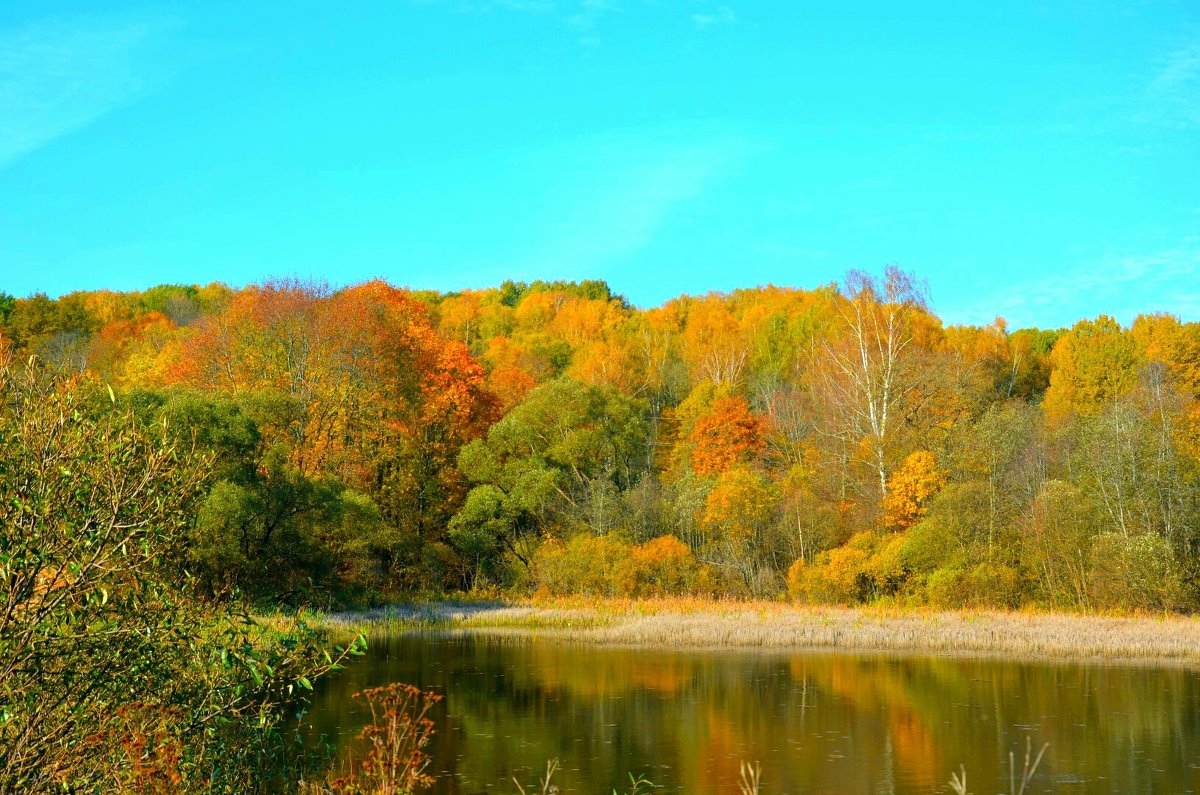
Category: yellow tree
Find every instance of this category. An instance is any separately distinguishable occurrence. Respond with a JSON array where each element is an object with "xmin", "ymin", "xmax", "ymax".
[
  {"xmin": 436, "ymin": 290, "xmax": 485, "ymax": 348},
  {"xmin": 481, "ymin": 335, "xmax": 539, "ymax": 412},
  {"xmin": 701, "ymin": 465, "xmax": 779, "ymax": 592},
  {"xmin": 1044, "ymin": 315, "xmax": 1137, "ymax": 418},
  {"xmin": 569, "ymin": 337, "xmax": 641, "ymax": 394},
  {"xmin": 678, "ymin": 294, "xmax": 749, "ymax": 387},
  {"xmin": 86, "ymin": 311, "xmax": 177, "ymax": 385}
]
